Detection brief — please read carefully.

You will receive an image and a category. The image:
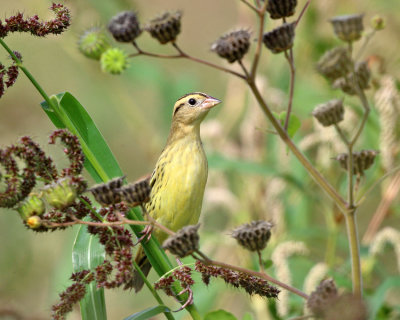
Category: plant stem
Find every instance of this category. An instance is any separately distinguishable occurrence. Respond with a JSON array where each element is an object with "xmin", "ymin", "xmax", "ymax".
[
  {"xmin": 284, "ymin": 49, "xmax": 295, "ymax": 131},
  {"xmin": 344, "ymin": 209, "xmax": 362, "ymax": 297},
  {"xmin": 238, "ymin": 0, "xmax": 259, "ymax": 13}
]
